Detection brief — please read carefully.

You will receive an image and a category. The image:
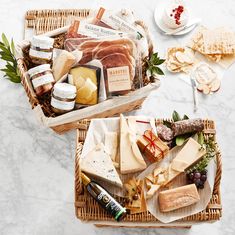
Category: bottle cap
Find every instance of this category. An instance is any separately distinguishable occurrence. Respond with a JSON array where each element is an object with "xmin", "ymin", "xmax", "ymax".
[{"xmin": 81, "ymin": 173, "xmax": 91, "ymax": 186}]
